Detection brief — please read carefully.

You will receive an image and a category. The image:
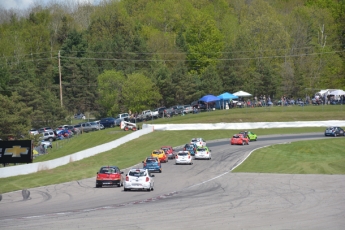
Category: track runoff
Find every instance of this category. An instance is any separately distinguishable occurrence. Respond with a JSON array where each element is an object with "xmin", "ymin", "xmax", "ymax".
[{"xmin": 0, "ymin": 133, "xmax": 344, "ymax": 230}]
